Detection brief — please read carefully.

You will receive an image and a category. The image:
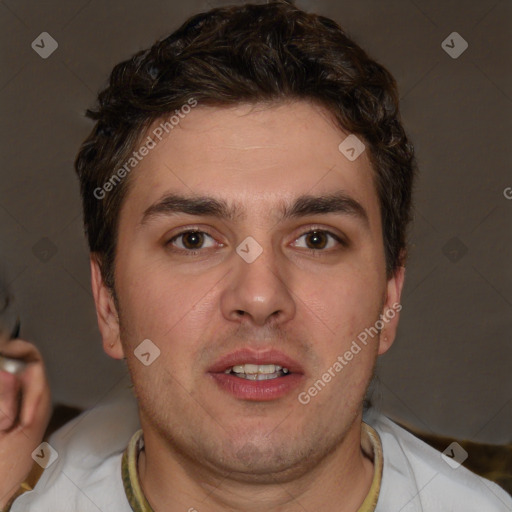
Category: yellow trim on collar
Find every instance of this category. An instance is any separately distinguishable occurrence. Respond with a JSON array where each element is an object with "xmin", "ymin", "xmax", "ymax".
[
  {"xmin": 122, "ymin": 422, "xmax": 383, "ymax": 512},
  {"xmin": 357, "ymin": 422, "xmax": 383, "ymax": 512},
  {"xmin": 122, "ymin": 429, "xmax": 153, "ymax": 512}
]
